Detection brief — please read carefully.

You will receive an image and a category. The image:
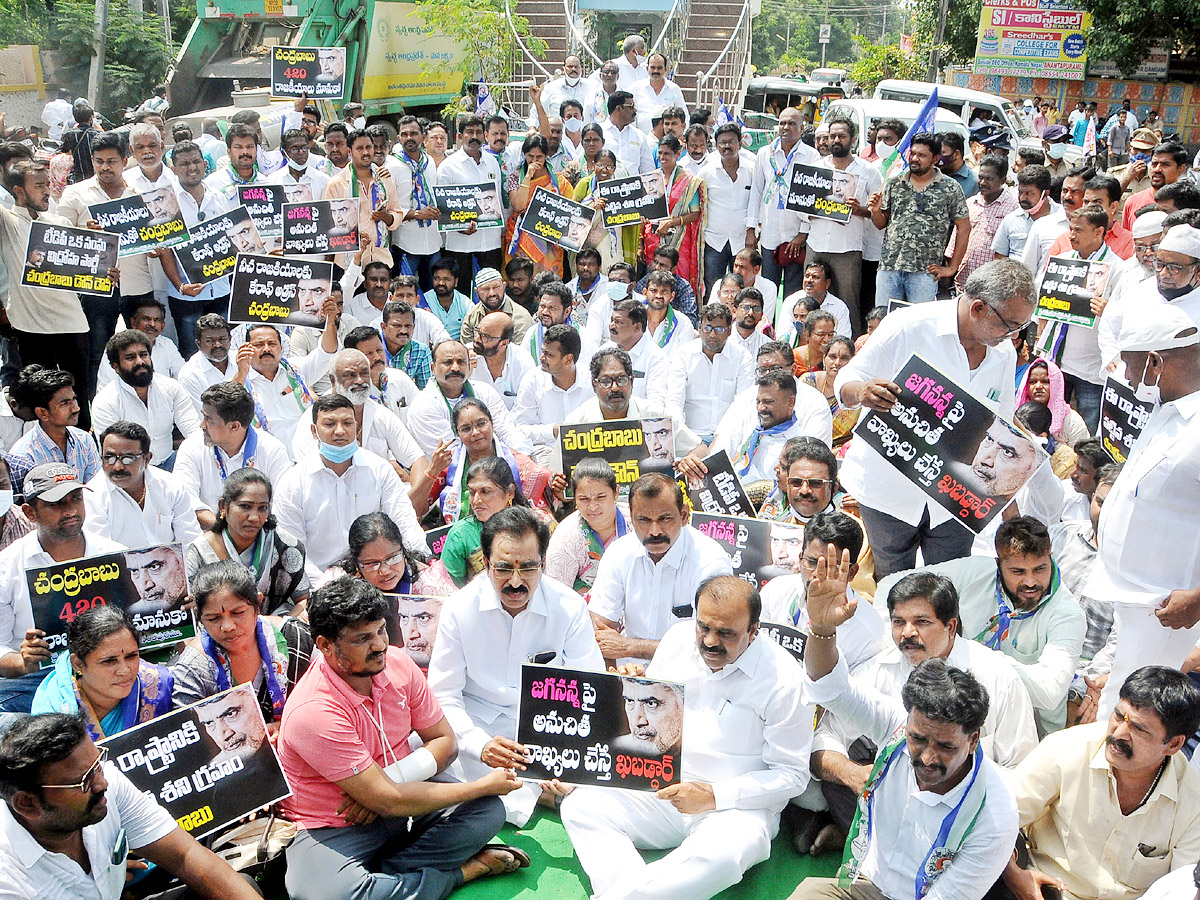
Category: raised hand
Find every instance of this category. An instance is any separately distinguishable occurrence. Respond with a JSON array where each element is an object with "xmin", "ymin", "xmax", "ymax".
[{"xmin": 805, "ymin": 543, "xmax": 856, "ymax": 632}]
